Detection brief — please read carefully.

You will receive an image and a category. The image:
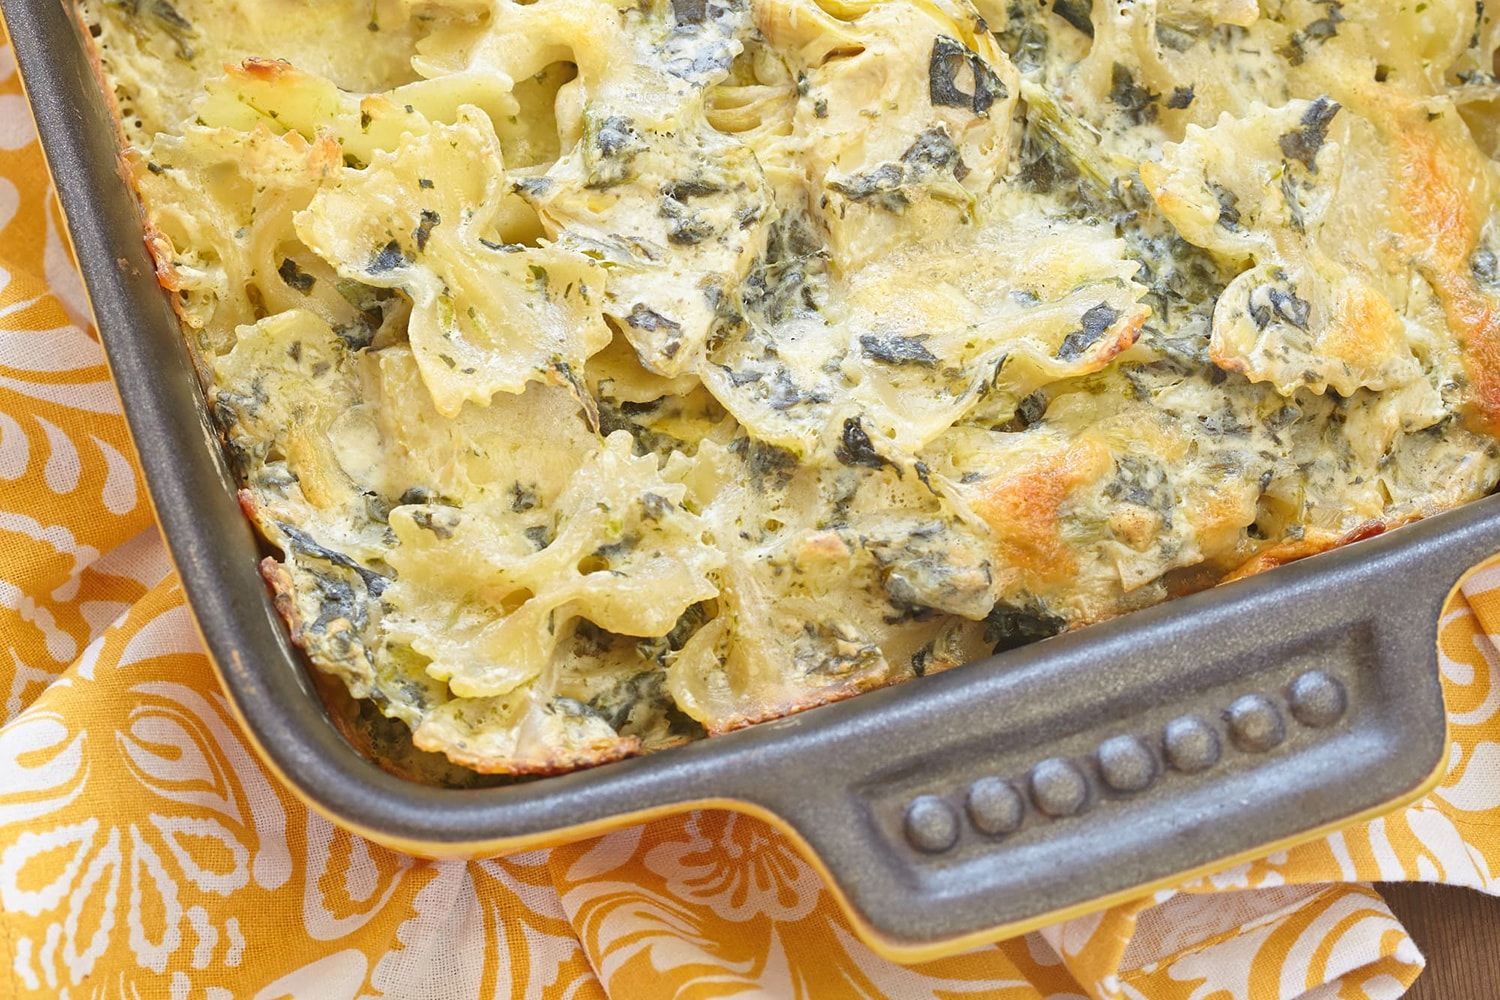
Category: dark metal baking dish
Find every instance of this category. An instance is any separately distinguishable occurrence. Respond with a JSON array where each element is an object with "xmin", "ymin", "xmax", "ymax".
[{"xmin": 5, "ymin": 0, "xmax": 1487, "ymax": 960}]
